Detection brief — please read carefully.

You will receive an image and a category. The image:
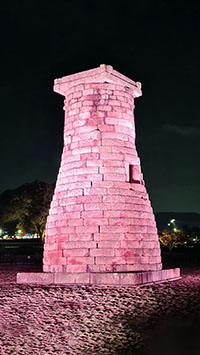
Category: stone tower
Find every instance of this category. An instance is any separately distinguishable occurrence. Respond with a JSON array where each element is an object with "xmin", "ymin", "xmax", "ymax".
[{"xmin": 17, "ymin": 65, "xmax": 180, "ymax": 285}]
